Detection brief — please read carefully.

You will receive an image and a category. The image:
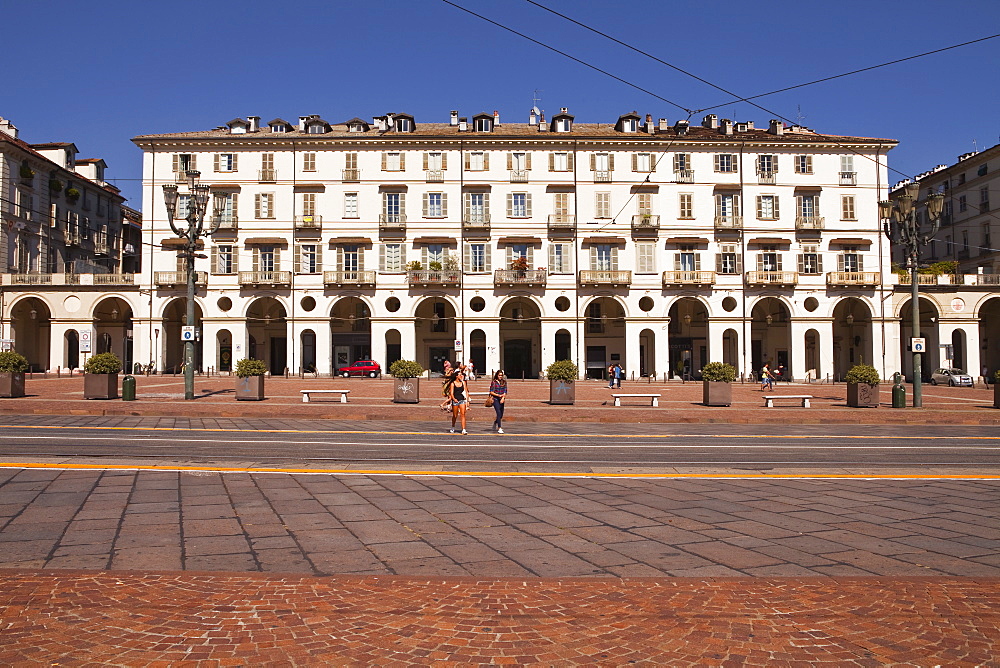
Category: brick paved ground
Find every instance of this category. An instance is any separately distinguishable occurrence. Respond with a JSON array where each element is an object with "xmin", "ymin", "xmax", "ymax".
[
  {"xmin": 1, "ymin": 571, "xmax": 997, "ymax": 664},
  {"xmin": 3, "ymin": 372, "xmax": 998, "ymax": 424}
]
